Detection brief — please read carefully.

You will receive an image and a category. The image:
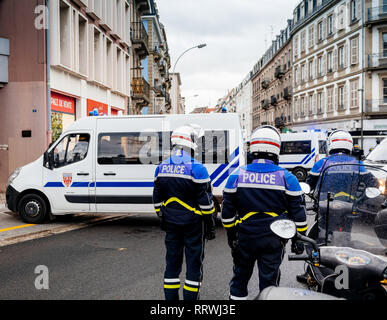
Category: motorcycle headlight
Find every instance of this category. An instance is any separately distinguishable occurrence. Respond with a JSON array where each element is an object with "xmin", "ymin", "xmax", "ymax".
[
  {"xmin": 7, "ymin": 167, "xmax": 21, "ymax": 186},
  {"xmin": 378, "ymin": 179, "xmax": 386, "ymax": 195}
]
